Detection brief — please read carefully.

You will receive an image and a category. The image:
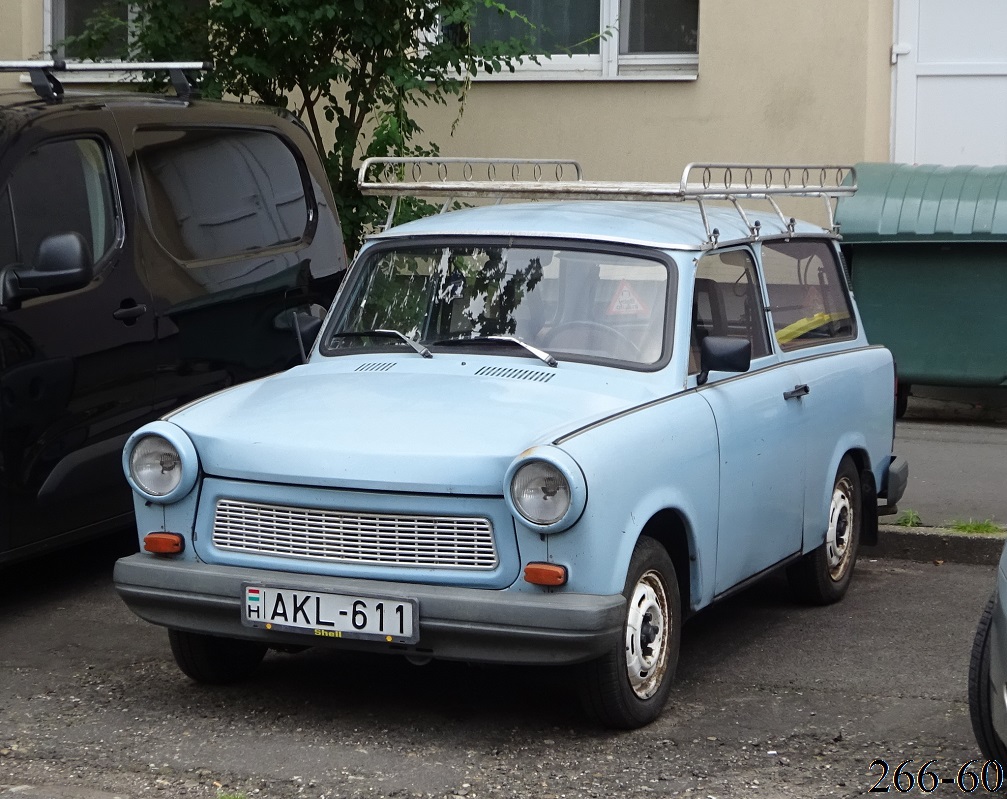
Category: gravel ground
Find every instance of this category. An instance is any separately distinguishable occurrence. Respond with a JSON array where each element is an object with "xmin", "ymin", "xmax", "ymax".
[{"xmin": 0, "ymin": 541, "xmax": 993, "ymax": 799}]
